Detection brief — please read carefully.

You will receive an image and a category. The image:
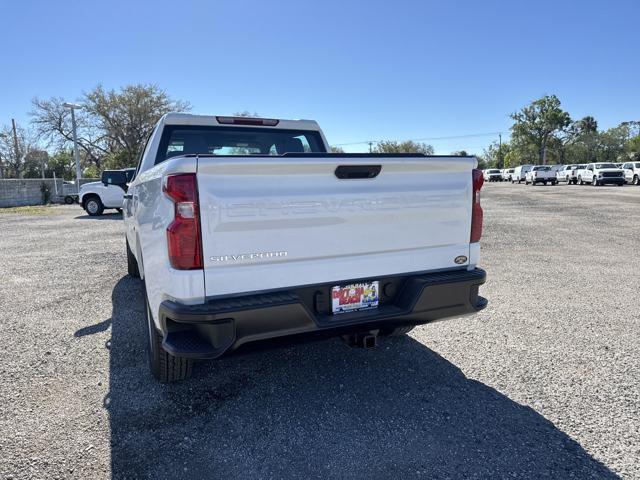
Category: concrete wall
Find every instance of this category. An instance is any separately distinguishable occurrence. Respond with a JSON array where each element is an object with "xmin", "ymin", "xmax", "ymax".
[{"xmin": 0, "ymin": 178, "xmax": 98, "ymax": 208}]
